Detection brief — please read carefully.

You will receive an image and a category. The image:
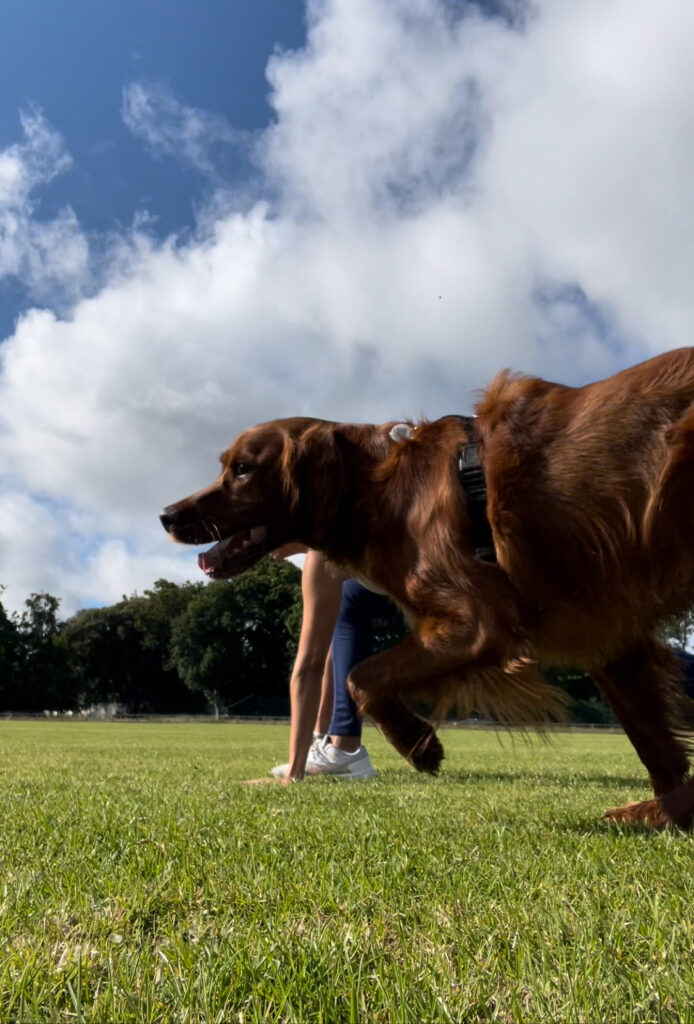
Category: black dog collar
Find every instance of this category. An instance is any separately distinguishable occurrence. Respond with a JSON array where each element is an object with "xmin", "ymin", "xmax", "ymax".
[
  {"xmin": 390, "ymin": 416, "xmax": 497, "ymax": 563},
  {"xmin": 457, "ymin": 417, "xmax": 496, "ymax": 563}
]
